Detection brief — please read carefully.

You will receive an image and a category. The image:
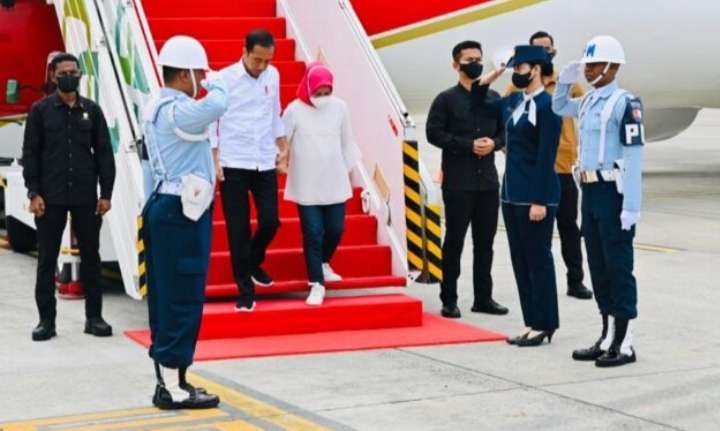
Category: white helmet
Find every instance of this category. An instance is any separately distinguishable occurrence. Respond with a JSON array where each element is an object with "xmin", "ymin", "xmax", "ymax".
[
  {"xmin": 157, "ymin": 35, "xmax": 209, "ymax": 70},
  {"xmin": 579, "ymin": 35, "xmax": 626, "ymax": 65}
]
